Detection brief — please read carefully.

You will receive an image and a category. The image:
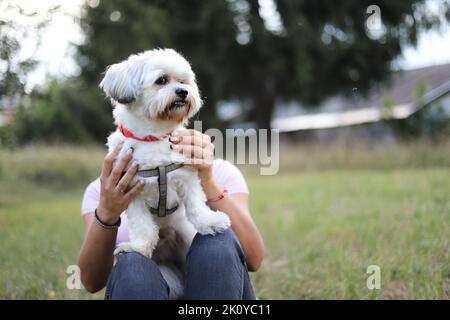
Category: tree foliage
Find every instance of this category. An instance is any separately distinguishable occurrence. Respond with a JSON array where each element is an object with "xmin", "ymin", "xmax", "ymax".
[
  {"xmin": 12, "ymin": 80, "xmax": 112, "ymax": 144},
  {"xmin": 0, "ymin": 3, "xmax": 60, "ymax": 146},
  {"xmin": 3, "ymin": 0, "xmax": 449, "ymax": 146},
  {"xmin": 77, "ymin": 0, "xmax": 449, "ymax": 132}
]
